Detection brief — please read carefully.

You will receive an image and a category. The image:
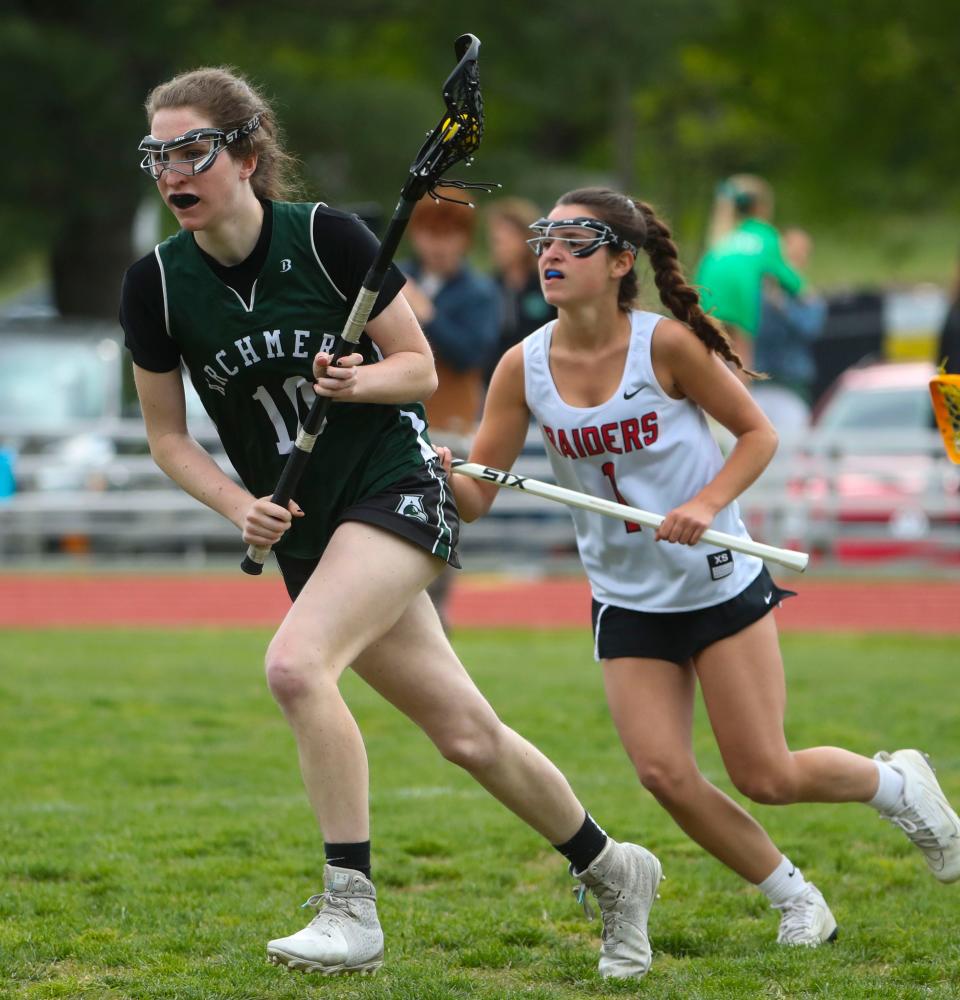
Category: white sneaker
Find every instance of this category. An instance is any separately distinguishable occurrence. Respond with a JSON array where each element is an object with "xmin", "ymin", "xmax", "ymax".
[
  {"xmin": 774, "ymin": 883, "xmax": 838, "ymax": 946},
  {"xmin": 266, "ymin": 865, "xmax": 384, "ymax": 975},
  {"xmin": 874, "ymin": 749, "xmax": 960, "ymax": 883},
  {"xmin": 573, "ymin": 838, "xmax": 662, "ymax": 979}
]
